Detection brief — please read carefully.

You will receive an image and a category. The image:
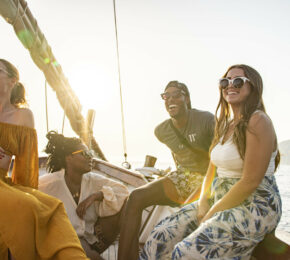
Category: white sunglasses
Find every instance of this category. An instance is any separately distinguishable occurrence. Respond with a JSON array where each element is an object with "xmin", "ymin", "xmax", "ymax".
[{"xmin": 219, "ymin": 77, "xmax": 250, "ymax": 89}]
